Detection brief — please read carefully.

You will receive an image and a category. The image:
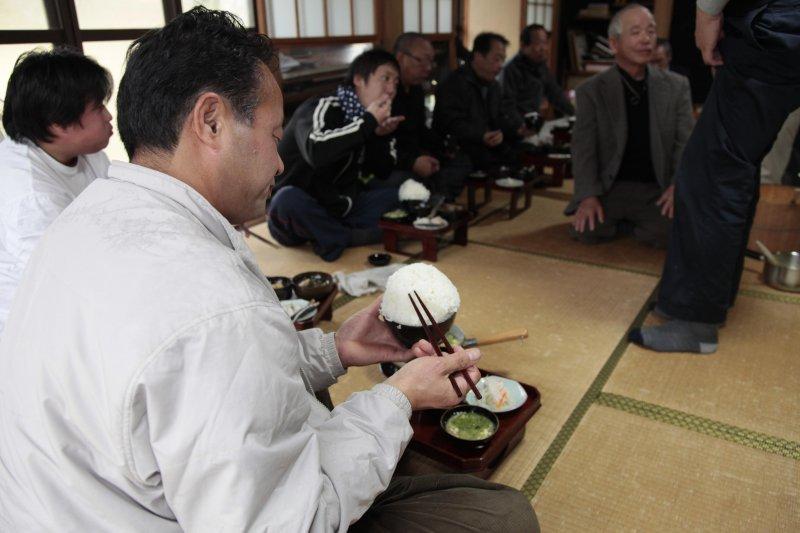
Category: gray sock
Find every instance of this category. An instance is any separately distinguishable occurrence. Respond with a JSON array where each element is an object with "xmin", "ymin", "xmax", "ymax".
[{"xmin": 629, "ymin": 320, "xmax": 718, "ymax": 354}]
